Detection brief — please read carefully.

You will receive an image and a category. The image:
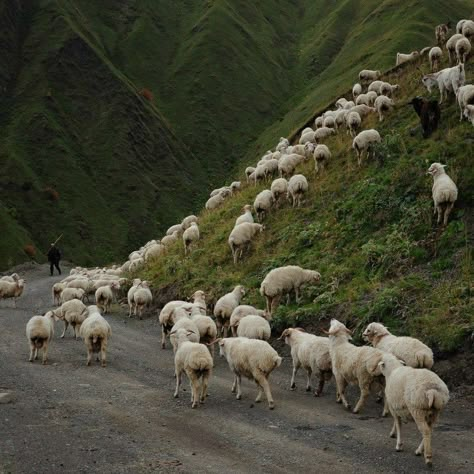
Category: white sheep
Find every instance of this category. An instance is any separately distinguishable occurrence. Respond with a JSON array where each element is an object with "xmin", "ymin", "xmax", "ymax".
[
  {"xmin": 245, "ymin": 166, "xmax": 256, "ymax": 182},
  {"xmin": 461, "ymin": 19, "xmax": 474, "ymax": 38},
  {"xmin": 228, "ymin": 223, "xmax": 264, "ymax": 264},
  {"xmin": 301, "ymin": 127, "xmax": 313, "ymax": 135},
  {"xmin": 346, "ymin": 111, "xmax": 362, "ymax": 137},
  {"xmin": 327, "ymin": 319, "xmax": 384, "ymax": 413},
  {"xmin": 253, "ymin": 189, "xmax": 274, "ymax": 221},
  {"xmin": 172, "ymin": 328, "xmax": 213, "ymax": 408},
  {"xmin": 455, "ymin": 36, "xmax": 471, "ymax": 64},
  {"xmin": 270, "ymin": 178, "xmax": 288, "ymax": 207},
  {"xmin": 422, "ymin": 63, "xmax": 465, "ymax": 103},
  {"xmin": 343, "ymin": 100, "xmax": 355, "ymax": 109},
  {"xmin": 166, "ymin": 224, "xmax": 183, "ymax": 236},
  {"xmin": 79, "ymin": 306, "xmax": 111, "ymax": 367},
  {"xmin": 464, "ymin": 104, "xmax": 474, "ymax": 125},
  {"xmin": 52, "ymin": 282, "xmax": 65, "ymax": 306},
  {"xmin": 279, "ymin": 328, "xmax": 332, "ymax": 396},
  {"xmin": 287, "ymin": 174, "xmax": 308, "ymax": 208},
  {"xmin": 61, "ymin": 287, "xmax": 85, "ymax": 304},
  {"xmin": 334, "ymin": 109, "xmax": 348, "ymax": 129},
  {"xmin": 236, "ymin": 315, "xmax": 271, "ymax": 340},
  {"xmin": 359, "ymin": 69, "xmax": 381, "ymax": 82},
  {"xmin": 235, "ymin": 204, "xmax": 254, "ymax": 226},
  {"xmin": 132, "ymin": 281, "xmax": 152, "ymax": 318},
  {"xmin": 314, "ymin": 116, "xmax": 324, "ymax": 128},
  {"xmin": 427, "ymin": 162, "xmax": 458, "ymax": 225},
  {"xmin": 379, "ymin": 353, "xmax": 449, "ymax": 467},
  {"xmin": 363, "ymin": 322, "xmax": 433, "ymax": 368},
  {"xmin": 214, "ymin": 285, "xmax": 245, "ymax": 337},
  {"xmin": 456, "ymin": 84, "xmax": 474, "ymax": 120},
  {"xmin": 314, "ymin": 126, "xmax": 336, "ymax": 142},
  {"xmin": 368, "ymin": 80, "xmax": 383, "ymax": 94},
  {"xmin": 323, "ymin": 116, "xmax": 335, "ymax": 128},
  {"xmin": 349, "ymin": 104, "xmax": 376, "ymax": 117},
  {"xmin": 127, "ymin": 279, "xmax": 142, "ymax": 317},
  {"xmin": 1, "ymin": 273, "xmax": 19, "ymax": 282},
  {"xmin": 159, "ymin": 300, "xmax": 188, "ymax": 349},
  {"xmin": 144, "ymin": 244, "xmax": 164, "ymax": 262},
  {"xmin": 231, "ymin": 181, "xmax": 241, "ymax": 193},
  {"xmin": 335, "ymin": 97, "xmax": 348, "ymax": 109},
  {"xmin": 278, "ymin": 153, "xmax": 306, "ymax": 178},
  {"xmin": 352, "ymin": 129, "xmax": 381, "ymax": 166},
  {"xmin": 218, "ymin": 337, "xmax": 282, "ymax": 409},
  {"xmin": 229, "ymin": 305, "xmax": 269, "ymax": 336},
  {"xmin": 299, "ymin": 130, "xmax": 316, "ymax": 144},
  {"xmin": 366, "ymin": 90, "xmax": 378, "ymax": 105},
  {"xmin": 313, "ymin": 144, "xmax": 331, "ymax": 173},
  {"xmin": 355, "ymin": 93, "xmax": 370, "ymax": 106},
  {"xmin": 187, "ymin": 307, "xmax": 217, "ymax": 357},
  {"xmin": 260, "ymin": 265, "xmax": 321, "ymax": 315},
  {"xmin": 428, "ymin": 46, "xmax": 443, "ymax": 72},
  {"xmin": 54, "ymin": 299, "xmax": 89, "ymax": 339},
  {"xmin": 26, "ymin": 312, "xmax": 55, "ymax": 364},
  {"xmin": 181, "ymin": 215, "xmax": 198, "ymax": 230},
  {"xmin": 352, "ymin": 83, "xmax": 362, "ymax": 99},
  {"xmin": 276, "ymin": 137, "xmax": 289, "ymax": 152},
  {"xmin": 446, "ymin": 33, "xmax": 464, "ymax": 64},
  {"xmin": 0, "ymin": 278, "xmax": 25, "ymax": 307},
  {"xmin": 95, "ymin": 281, "xmax": 120, "ymax": 314},
  {"xmin": 205, "ymin": 188, "xmax": 231, "ymax": 210},
  {"xmin": 374, "ymin": 95, "xmax": 394, "ymax": 122},
  {"xmin": 169, "ymin": 311, "xmax": 200, "ymax": 352},
  {"xmin": 396, "ymin": 51, "xmax": 419, "ymax": 66},
  {"xmin": 161, "ymin": 231, "xmax": 180, "ymax": 247},
  {"xmin": 456, "ymin": 19, "xmax": 467, "ymax": 34},
  {"xmin": 183, "ymin": 222, "xmax": 200, "ymax": 255}
]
